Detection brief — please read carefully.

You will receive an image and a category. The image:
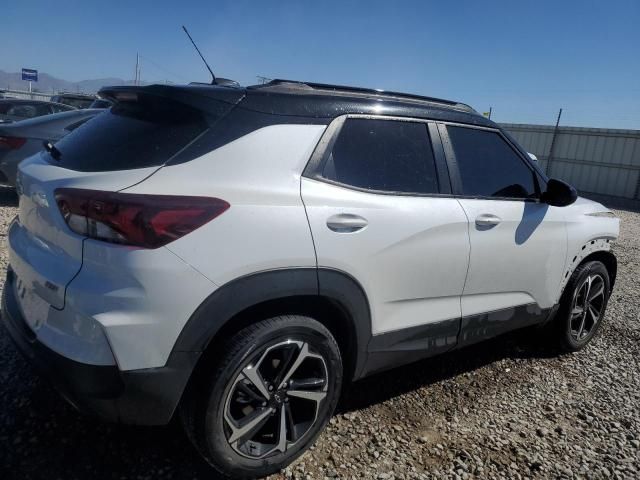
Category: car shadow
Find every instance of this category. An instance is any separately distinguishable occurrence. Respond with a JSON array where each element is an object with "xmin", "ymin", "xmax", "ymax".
[
  {"xmin": 0, "ymin": 330, "xmax": 216, "ymax": 480},
  {"xmin": 338, "ymin": 327, "xmax": 561, "ymax": 414},
  {"xmin": 514, "ymin": 201, "xmax": 548, "ymax": 245},
  {"xmin": 0, "ymin": 326, "xmax": 562, "ymax": 480},
  {"xmin": 0, "ymin": 187, "xmax": 18, "ymax": 207}
]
